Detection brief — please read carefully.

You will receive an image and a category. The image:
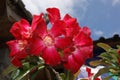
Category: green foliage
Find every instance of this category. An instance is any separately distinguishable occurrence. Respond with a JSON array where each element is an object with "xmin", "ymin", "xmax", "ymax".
[
  {"xmin": 1, "ymin": 56, "xmax": 45, "ymax": 80},
  {"xmin": 92, "ymin": 43, "xmax": 120, "ymax": 80}
]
